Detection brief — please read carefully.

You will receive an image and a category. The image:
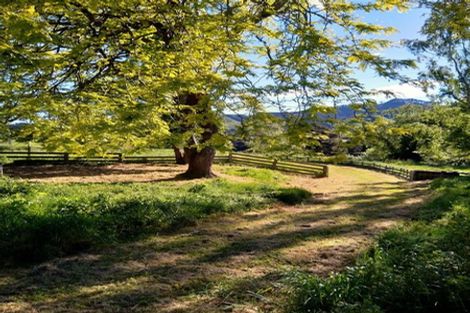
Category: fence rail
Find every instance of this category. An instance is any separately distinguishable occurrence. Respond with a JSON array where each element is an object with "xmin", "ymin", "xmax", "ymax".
[
  {"xmin": 289, "ymin": 156, "xmax": 462, "ymax": 181},
  {"xmin": 230, "ymin": 152, "xmax": 327, "ymax": 177},
  {"xmin": 344, "ymin": 160, "xmax": 462, "ymax": 181},
  {"xmin": 343, "ymin": 160, "xmax": 414, "ymax": 180},
  {"xmin": 0, "ymin": 151, "xmax": 329, "ymax": 178},
  {"xmin": 1, "ymin": 150, "xmax": 464, "ymax": 180}
]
